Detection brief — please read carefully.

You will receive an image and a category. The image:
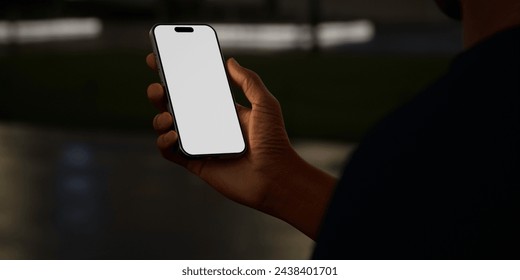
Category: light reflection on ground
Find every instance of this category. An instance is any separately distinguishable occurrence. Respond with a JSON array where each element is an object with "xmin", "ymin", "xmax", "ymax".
[{"xmin": 0, "ymin": 122, "xmax": 353, "ymax": 259}]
